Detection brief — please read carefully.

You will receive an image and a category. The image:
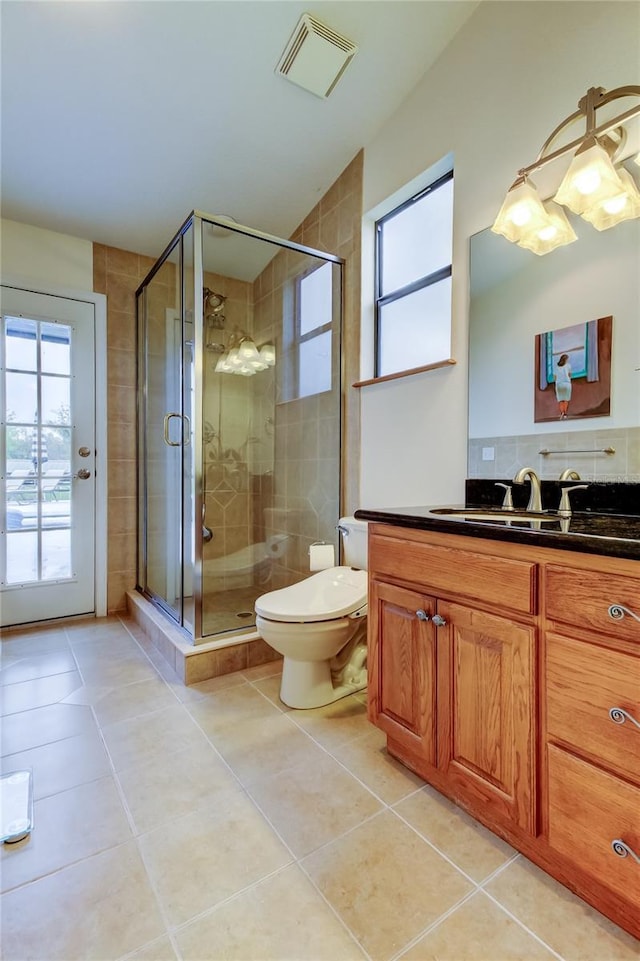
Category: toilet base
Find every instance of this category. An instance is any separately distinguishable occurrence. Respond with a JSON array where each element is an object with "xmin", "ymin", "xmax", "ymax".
[{"xmin": 279, "ymin": 656, "xmax": 366, "ymax": 709}]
